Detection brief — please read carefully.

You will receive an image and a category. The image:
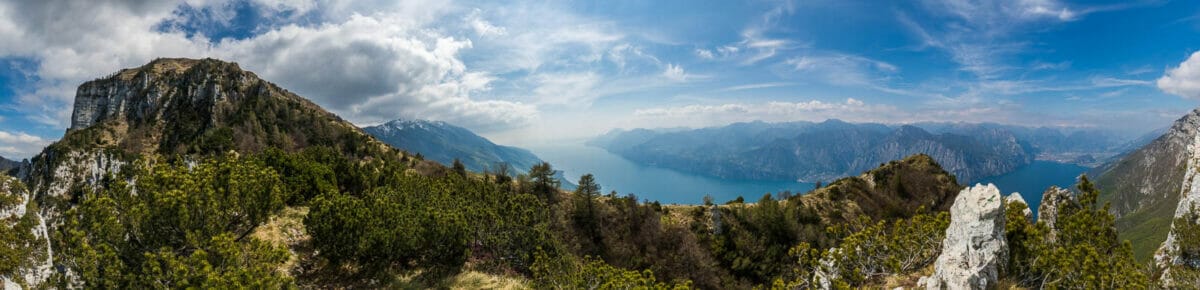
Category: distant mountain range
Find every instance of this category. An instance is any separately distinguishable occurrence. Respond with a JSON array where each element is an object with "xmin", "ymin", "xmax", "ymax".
[
  {"xmin": 363, "ymin": 119, "xmax": 544, "ymax": 174},
  {"xmin": 589, "ymin": 120, "xmax": 1138, "ymax": 184},
  {"xmin": 0, "ymin": 155, "xmax": 20, "ymax": 174}
]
